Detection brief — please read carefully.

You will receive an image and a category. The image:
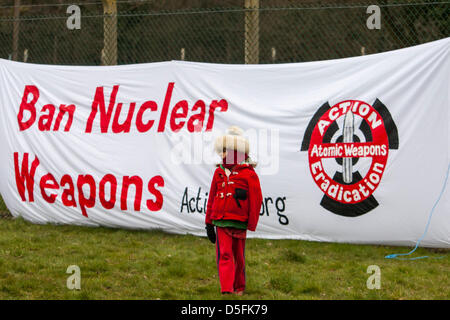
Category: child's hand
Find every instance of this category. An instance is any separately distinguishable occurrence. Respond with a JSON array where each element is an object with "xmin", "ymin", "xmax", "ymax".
[{"xmin": 205, "ymin": 224, "xmax": 216, "ymax": 244}]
